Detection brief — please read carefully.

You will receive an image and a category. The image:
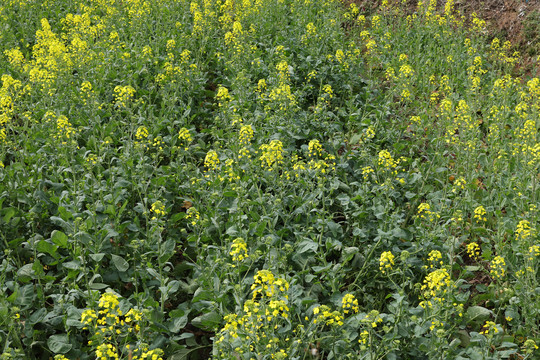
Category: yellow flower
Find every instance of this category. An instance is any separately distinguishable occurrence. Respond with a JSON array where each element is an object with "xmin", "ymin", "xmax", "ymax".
[
  {"xmin": 259, "ymin": 140, "xmax": 284, "ymax": 170},
  {"xmin": 473, "ymin": 205, "xmax": 487, "ymax": 222},
  {"xmin": 150, "ymin": 200, "xmax": 166, "ymax": 219},
  {"xmin": 230, "ymin": 238, "xmax": 248, "ymax": 262},
  {"xmin": 178, "ymin": 128, "xmax": 192, "ymax": 150},
  {"xmin": 379, "ymin": 251, "xmax": 395, "ymax": 274},
  {"xmin": 466, "ymin": 242, "xmax": 480, "ymax": 260},
  {"xmin": 204, "ymin": 150, "xmax": 220, "ymax": 171},
  {"xmin": 490, "ymin": 256, "xmax": 506, "ymax": 280},
  {"xmin": 341, "ymin": 293, "xmax": 359, "ymax": 314}
]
